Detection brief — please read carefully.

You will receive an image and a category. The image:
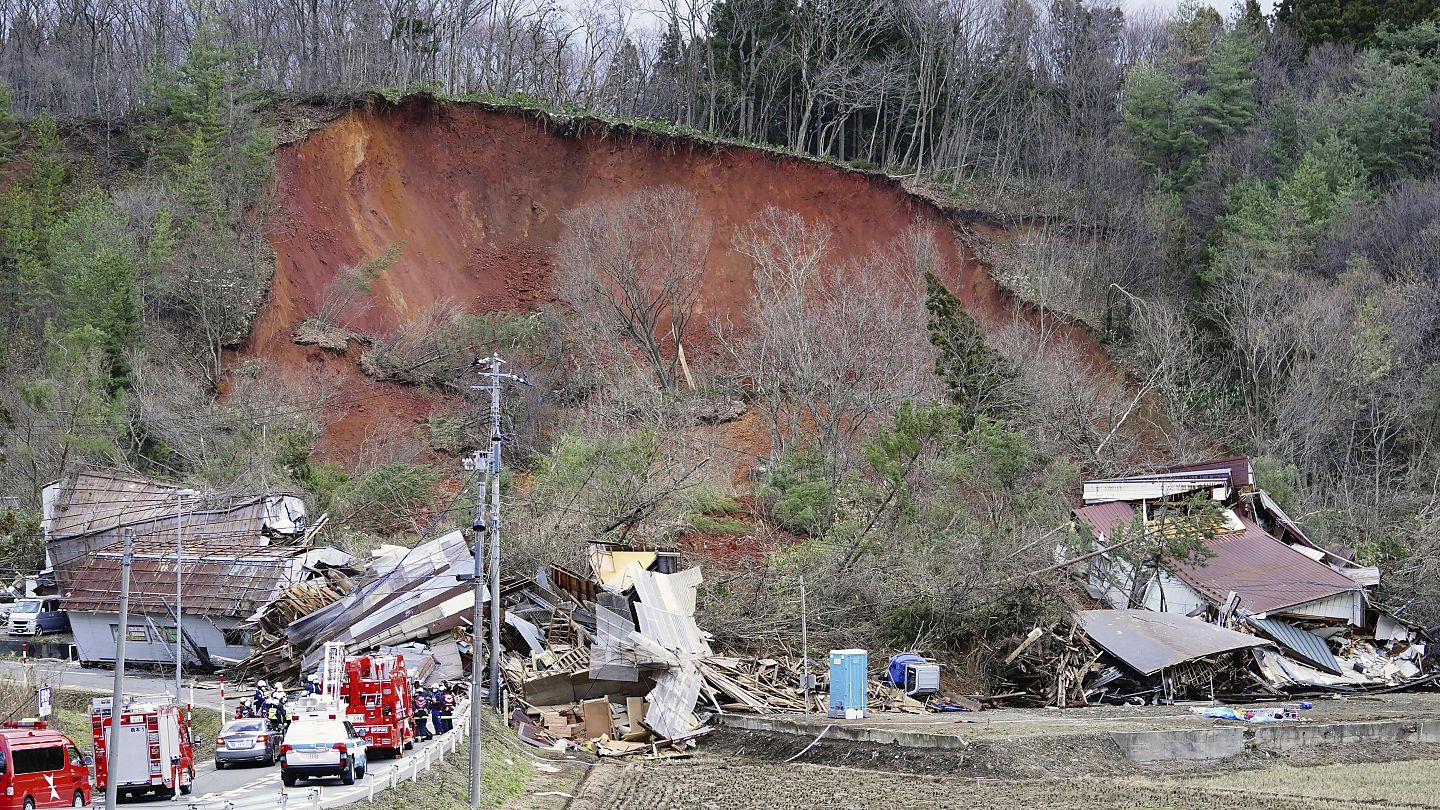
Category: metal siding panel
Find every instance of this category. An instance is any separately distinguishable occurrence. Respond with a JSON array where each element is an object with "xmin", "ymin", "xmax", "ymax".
[
  {"xmin": 1077, "ymin": 610, "xmax": 1270, "ymax": 676},
  {"xmin": 1246, "ymin": 616, "xmax": 1342, "ymax": 674}
]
